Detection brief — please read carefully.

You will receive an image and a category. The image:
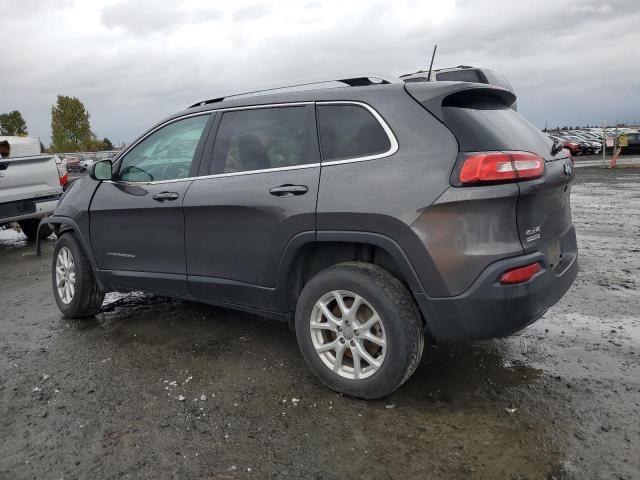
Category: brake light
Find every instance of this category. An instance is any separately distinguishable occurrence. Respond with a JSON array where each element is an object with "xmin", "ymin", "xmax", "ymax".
[
  {"xmin": 500, "ymin": 262, "xmax": 541, "ymax": 285},
  {"xmin": 459, "ymin": 152, "xmax": 545, "ymax": 184},
  {"xmin": 56, "ymin": 161, "xmax": 68, "ymax": 187}
]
